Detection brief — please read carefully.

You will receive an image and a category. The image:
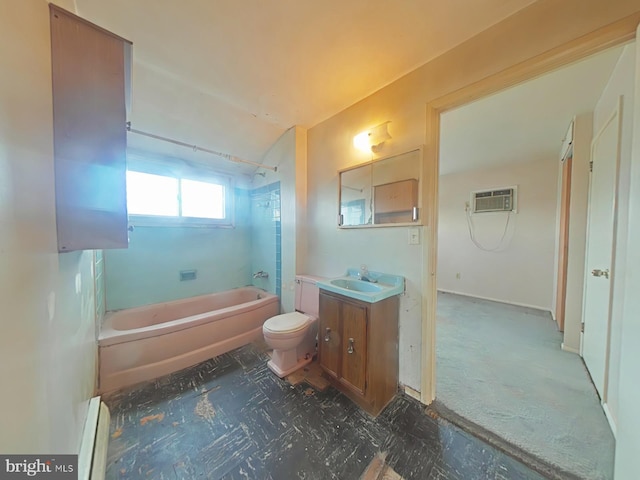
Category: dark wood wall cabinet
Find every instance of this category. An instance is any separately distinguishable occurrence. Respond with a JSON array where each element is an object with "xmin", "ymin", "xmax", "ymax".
[
  {"xmin": 318, "ymin": 290, "xmax": 399, "ymax": 416},
  {"xmin": 50, "ymin": 5, "xmax": 132, "ymax": 252}
]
